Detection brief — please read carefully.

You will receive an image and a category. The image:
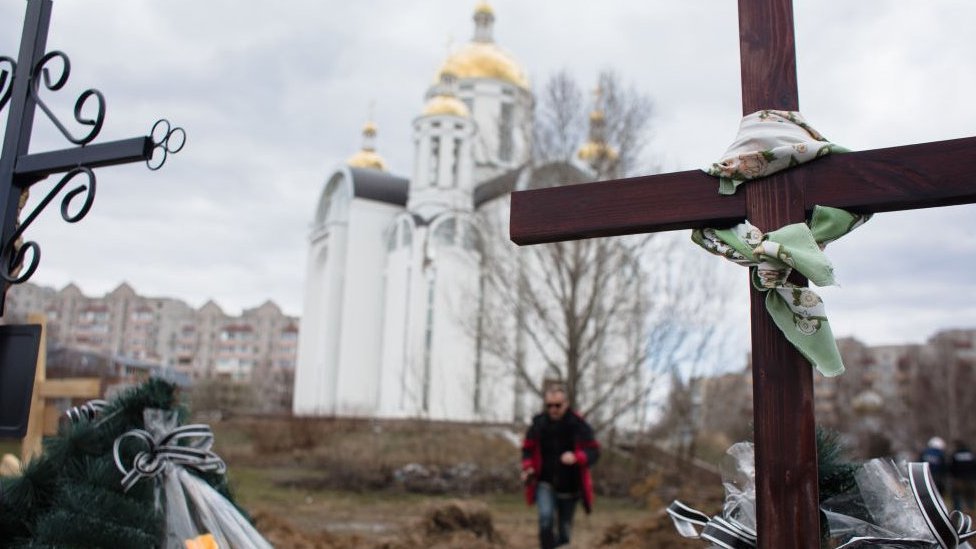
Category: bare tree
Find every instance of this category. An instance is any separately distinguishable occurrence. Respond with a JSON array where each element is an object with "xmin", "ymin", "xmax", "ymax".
[
  {"xmin": 907, "ymin": 332, "xmax": 976, "ymax": 450},
  {"xmin": 474, "ymin": 70, "xmax": 732, "ymax": 432}
]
